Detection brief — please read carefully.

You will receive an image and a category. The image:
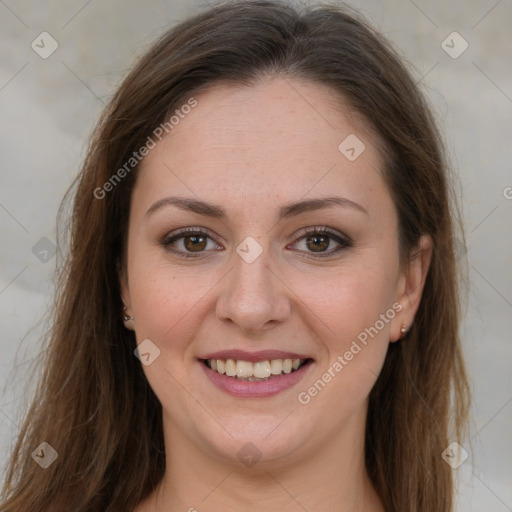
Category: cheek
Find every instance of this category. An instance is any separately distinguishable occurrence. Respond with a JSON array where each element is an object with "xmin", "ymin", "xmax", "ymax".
[
  {"xmin": 127, "ymin": 252, "xmax": 222, "ymax": 355},
  {"xmin": 291, "ymin": 255, "xmax": 397, "ymax": 343},
  {"xmin": 289, "ymin": 258, "xmax": 397, "ymax": 402},
  {"xmin": 127, "ymin": 259, "xmax": 214, "ymax": 403}
]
